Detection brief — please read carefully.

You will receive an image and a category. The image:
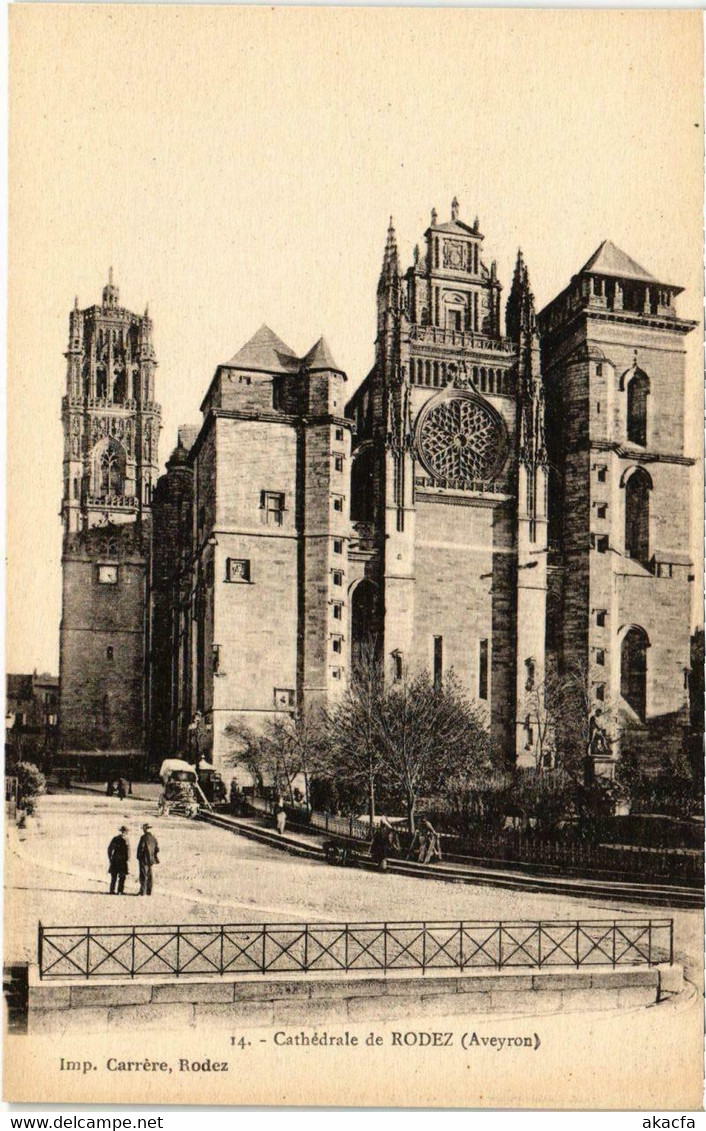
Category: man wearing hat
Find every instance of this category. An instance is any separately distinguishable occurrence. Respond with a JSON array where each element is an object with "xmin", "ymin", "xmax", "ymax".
[
  {"xmin": 136, "ymin": 823, "xmax": 160, "ymax": 896},
  {"xmin": 107, "ymin": 825, "xmax": 130, "ymax": 895}
]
